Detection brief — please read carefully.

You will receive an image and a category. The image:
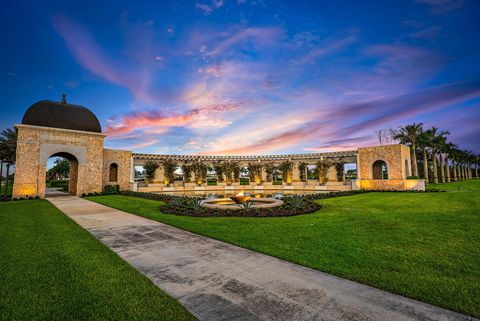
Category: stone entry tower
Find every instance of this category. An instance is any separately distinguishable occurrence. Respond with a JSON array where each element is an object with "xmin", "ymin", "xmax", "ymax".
[{"xmin": 13, "ymin": 100, "xmax": 107, "ymax": 198}]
